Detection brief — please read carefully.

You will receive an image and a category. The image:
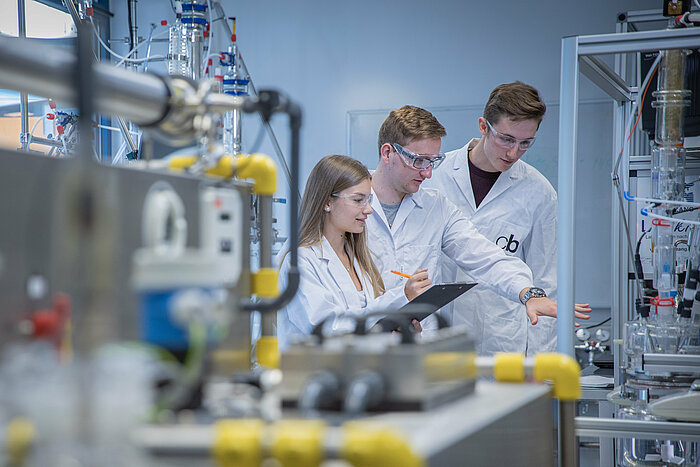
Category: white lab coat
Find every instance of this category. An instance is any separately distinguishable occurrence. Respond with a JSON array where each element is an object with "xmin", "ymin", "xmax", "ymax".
[
  {"xmin": 423, "ymin": 139, "xmax": 558, "ymax": 356},
  {"xmin": 365, "ymin": 184, "xmax": 534, "ymax": 320},
  {"xmin": 276, "ymin": 236, "xmax": 409, "ymax": 350}
]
